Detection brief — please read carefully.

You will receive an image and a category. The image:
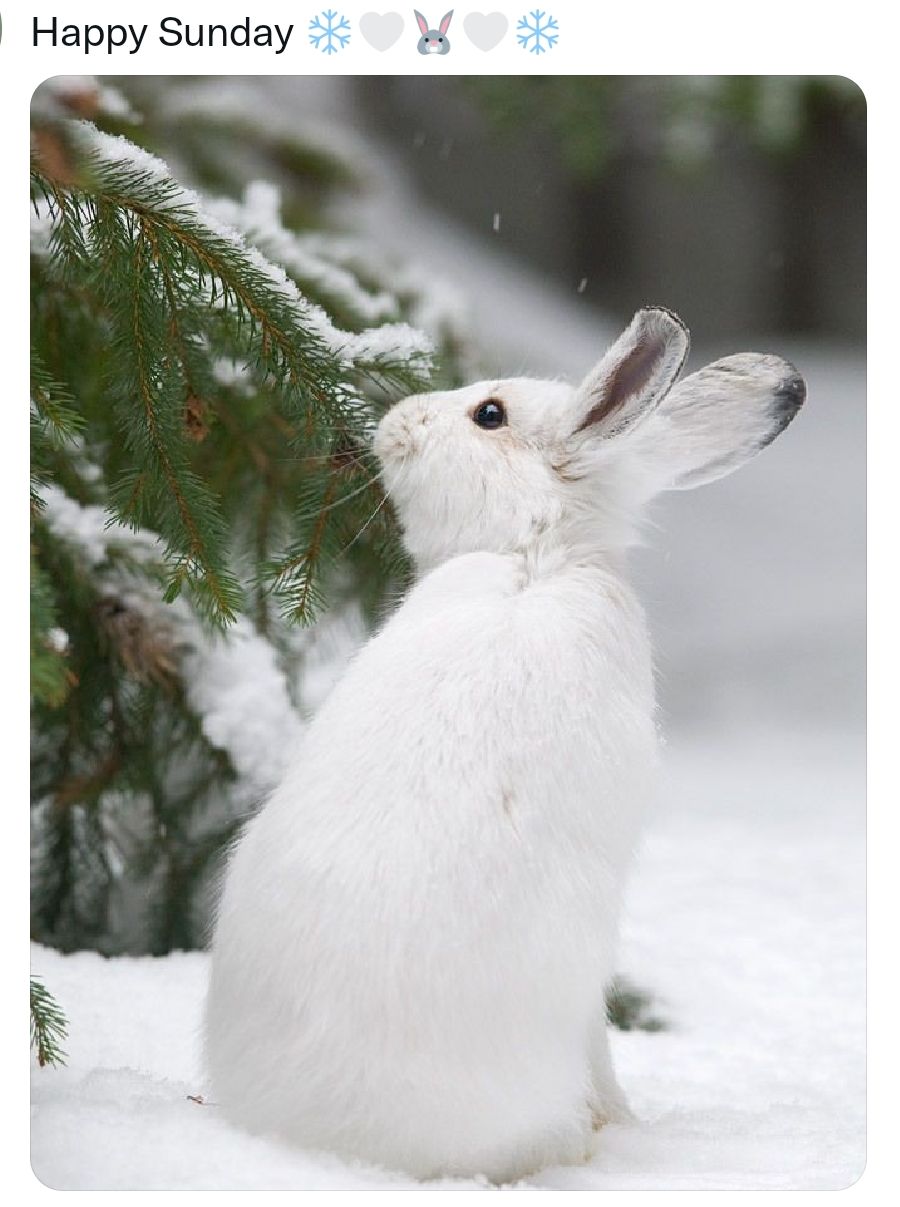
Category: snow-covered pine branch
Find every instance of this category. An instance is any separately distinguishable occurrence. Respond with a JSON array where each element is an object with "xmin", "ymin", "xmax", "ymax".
[{"xmin": 31, "ymin": 118, "xmax": 432, "ymax": 626}]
